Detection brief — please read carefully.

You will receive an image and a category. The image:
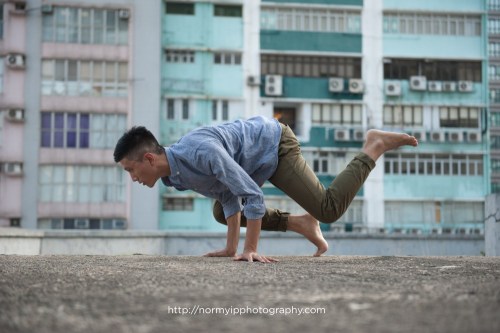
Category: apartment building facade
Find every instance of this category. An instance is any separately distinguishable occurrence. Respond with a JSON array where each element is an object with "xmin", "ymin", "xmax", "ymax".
[{"xmin": 0, "ymin": 0, "xmax": 490, "ymax": 234}]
